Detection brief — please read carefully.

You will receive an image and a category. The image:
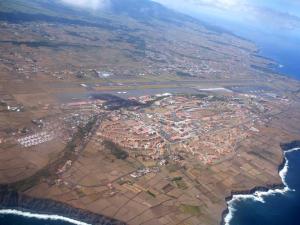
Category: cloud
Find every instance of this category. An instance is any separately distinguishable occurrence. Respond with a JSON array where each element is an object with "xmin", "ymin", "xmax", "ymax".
[
  {"xmin": 60, "ymin": 0, "xmax": 110, "ymax": 10},
  {"xmin": 153, "ymin": 0, "xmax": 244, "ymax": 10},
  {"xmin": 191, "ymin": 0, "xmax": 243, "ymax": 9},
  {"xmin": 154, "ymin": 0, "xmax": 300, "ymax": 30},
  {"xmin": 58, "ymin": 0, "xmax": 300, "ymax": 31}
]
